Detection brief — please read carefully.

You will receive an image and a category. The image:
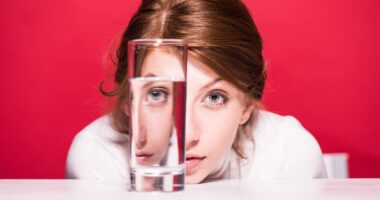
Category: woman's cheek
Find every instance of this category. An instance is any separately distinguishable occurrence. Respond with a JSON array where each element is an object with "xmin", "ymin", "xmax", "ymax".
[
  {"xmin": 199, "ymin": 109, "xmax": 239, "ymax": 152},
  {"xmin": 143, "ymin": 106, "xmax": 172, "ymax": 148}
]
